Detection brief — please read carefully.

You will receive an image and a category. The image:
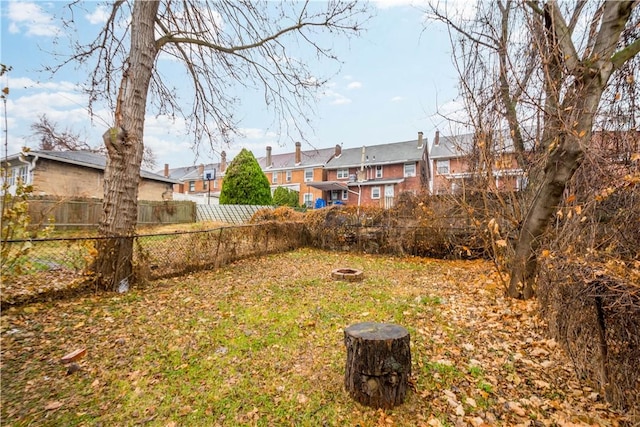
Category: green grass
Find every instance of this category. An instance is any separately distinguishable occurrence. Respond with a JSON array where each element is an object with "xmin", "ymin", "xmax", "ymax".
[{"xmin": 0, "ymin": 249, "xmax": 622, "ymax": 426}]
